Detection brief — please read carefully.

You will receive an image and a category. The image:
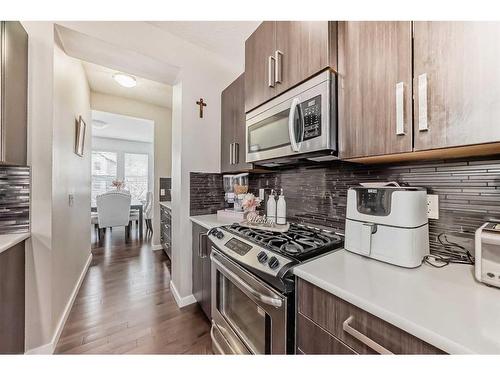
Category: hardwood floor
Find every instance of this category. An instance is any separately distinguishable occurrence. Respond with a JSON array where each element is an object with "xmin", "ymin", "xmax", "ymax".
[{"xmin": 54, "ymin": 227, "xmax": 213, "ymax": 354}]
